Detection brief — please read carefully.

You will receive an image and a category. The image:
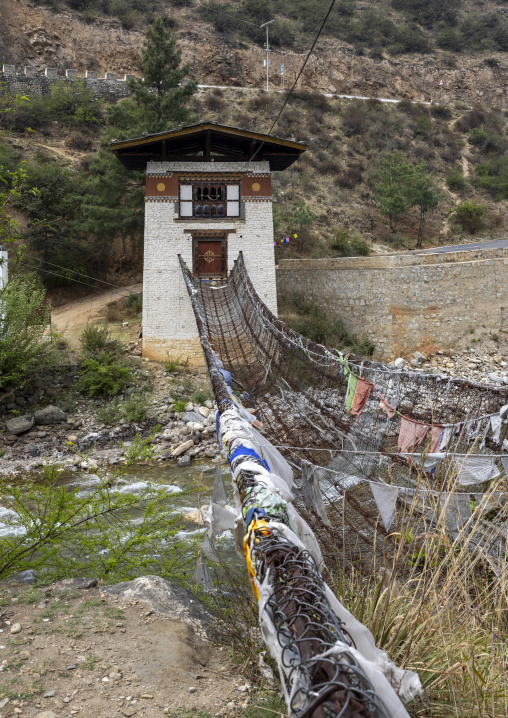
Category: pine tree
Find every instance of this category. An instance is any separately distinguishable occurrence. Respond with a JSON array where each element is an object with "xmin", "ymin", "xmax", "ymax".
[
  {"xmin": 405, "ymin": 162, "xmax": 442, "ymax": 248},
  {"xmin": 373, "ymin": 152, "xmax": 413, "ymax": 236},
  {"xmin": 128, "ymin": 17, "xmax": 197, "ymax": 132}
]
